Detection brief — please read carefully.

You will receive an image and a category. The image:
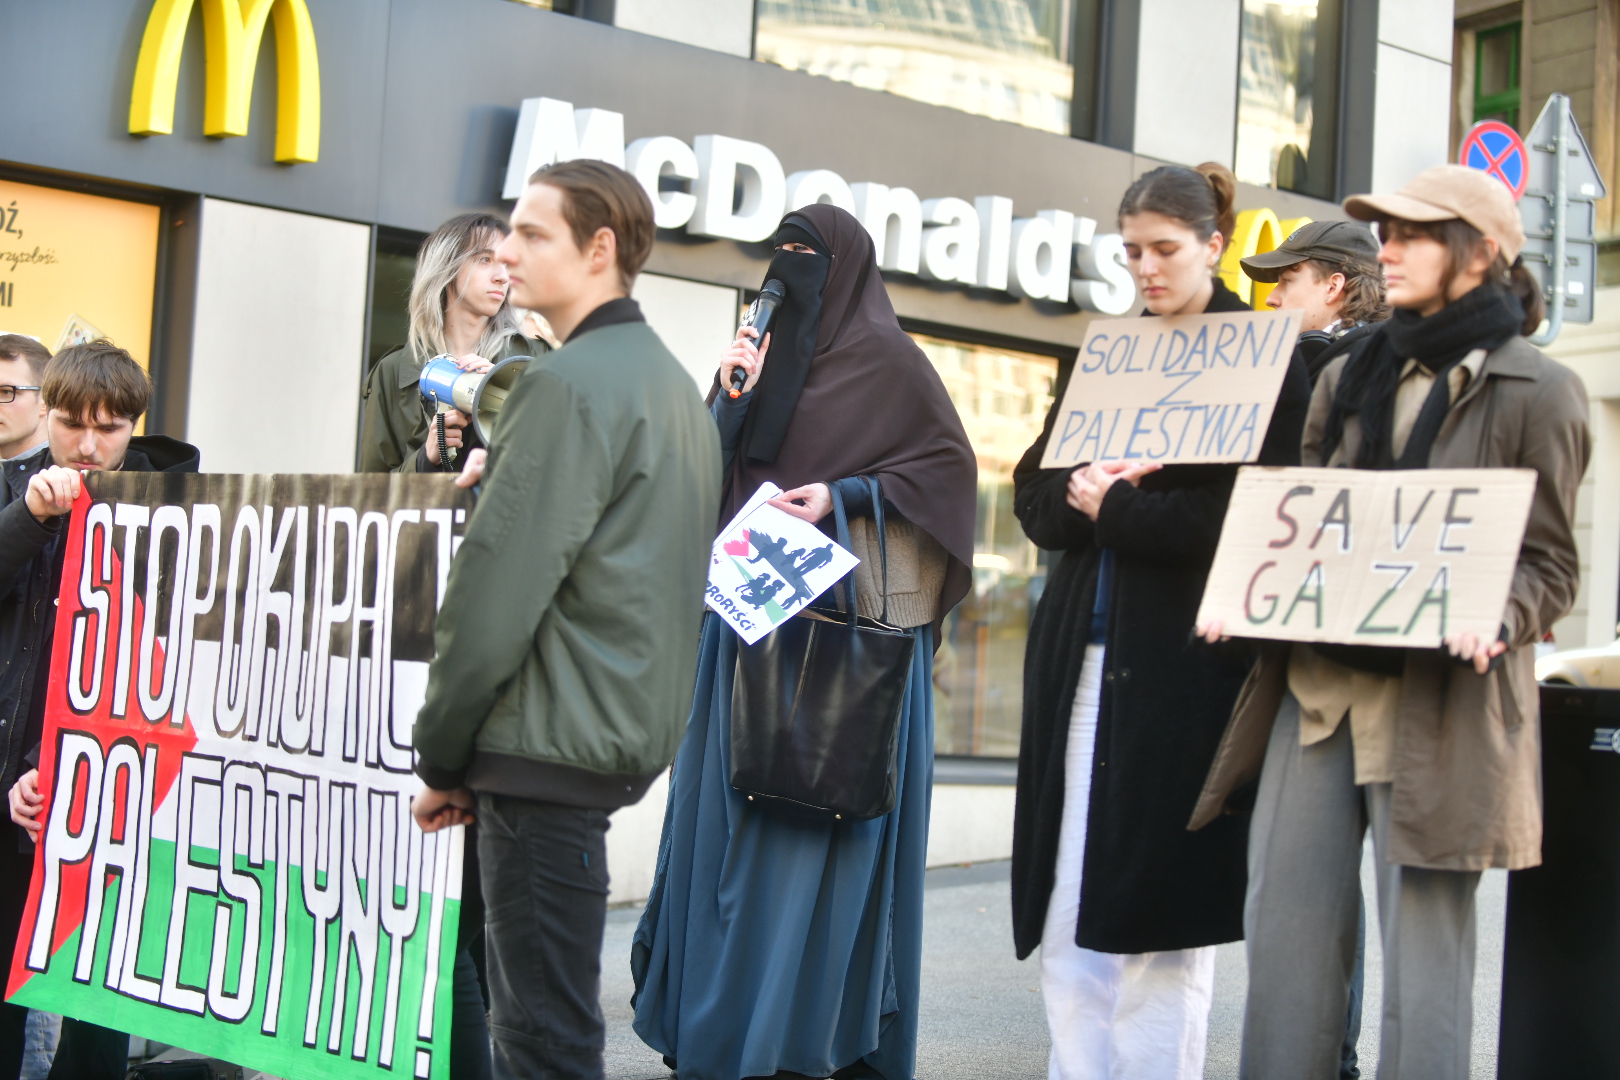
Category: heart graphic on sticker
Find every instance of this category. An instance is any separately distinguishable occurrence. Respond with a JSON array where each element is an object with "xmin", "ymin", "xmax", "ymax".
[{"xmin": 722, "ymin": 531, "xmax": 750, "ymax": 557}]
